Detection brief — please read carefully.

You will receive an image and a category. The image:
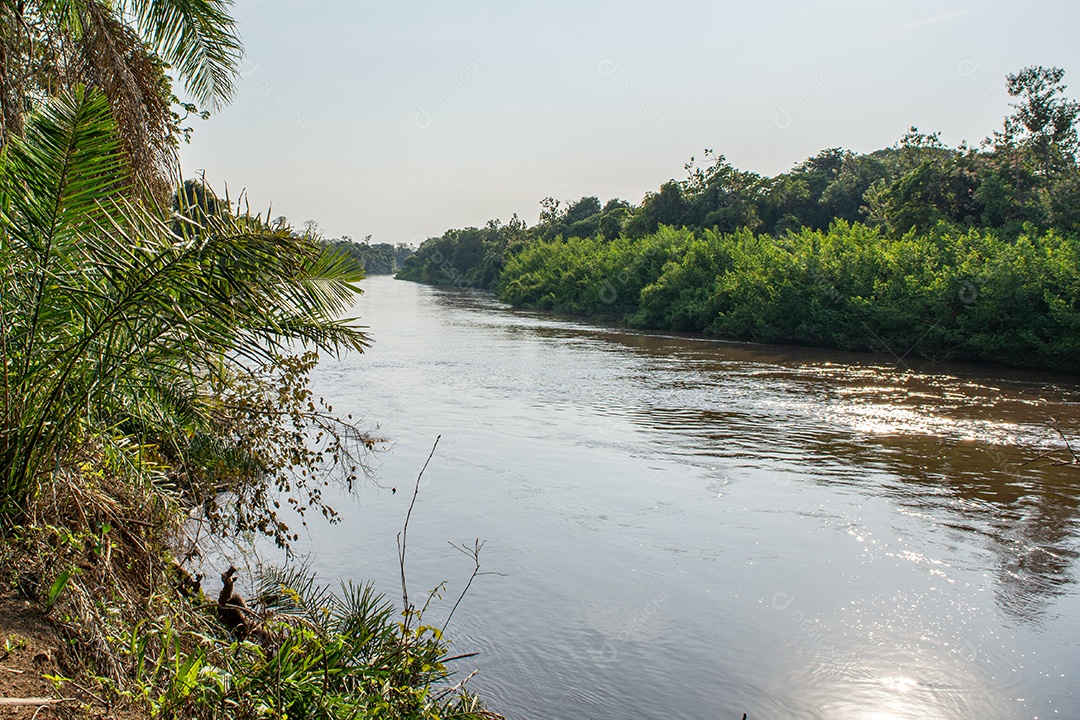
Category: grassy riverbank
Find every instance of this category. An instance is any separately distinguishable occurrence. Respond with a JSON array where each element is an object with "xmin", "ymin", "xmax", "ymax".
[{"xmin": 0, "ymin": 444, "xmax": 498, "ymax": 720}]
